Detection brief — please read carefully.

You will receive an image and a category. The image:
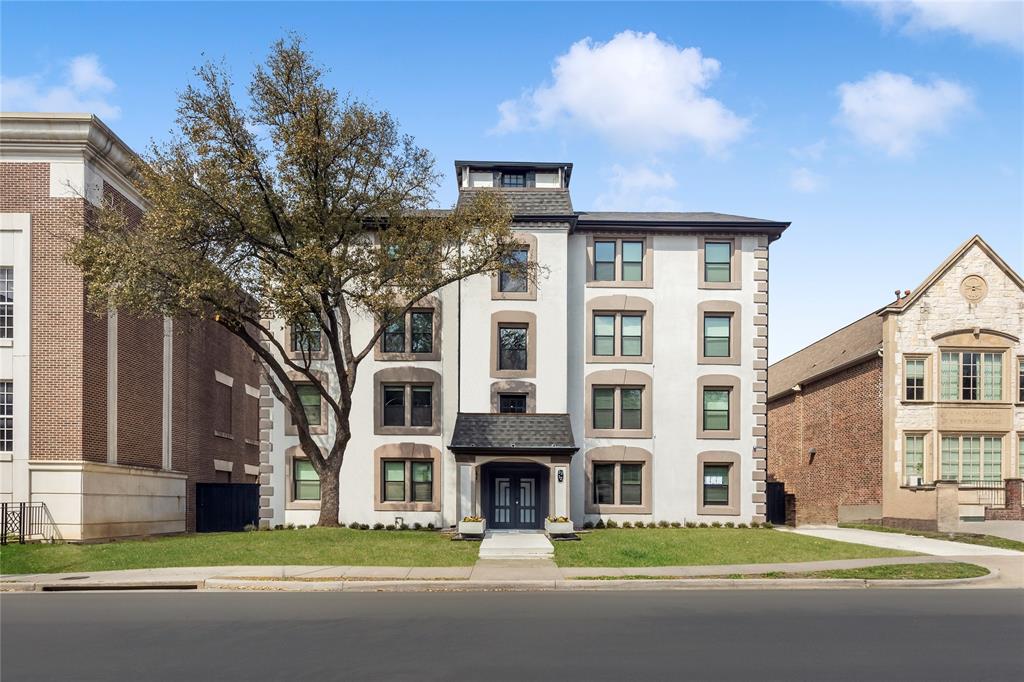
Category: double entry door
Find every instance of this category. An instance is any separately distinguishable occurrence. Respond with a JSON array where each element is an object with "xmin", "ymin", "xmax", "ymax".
[{"xmin": 486, "ymin": 466, "xmax": 547, "ymax": 530}]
